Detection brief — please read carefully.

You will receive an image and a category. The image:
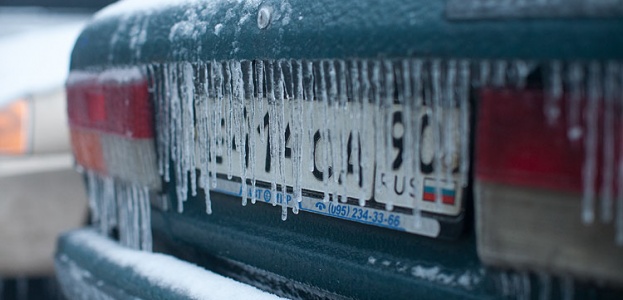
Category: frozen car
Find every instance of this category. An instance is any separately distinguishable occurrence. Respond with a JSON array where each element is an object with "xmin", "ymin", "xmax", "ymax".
[{"xmin": 57, "ymin": 0, "xmax": 623, "ymax": 299}]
